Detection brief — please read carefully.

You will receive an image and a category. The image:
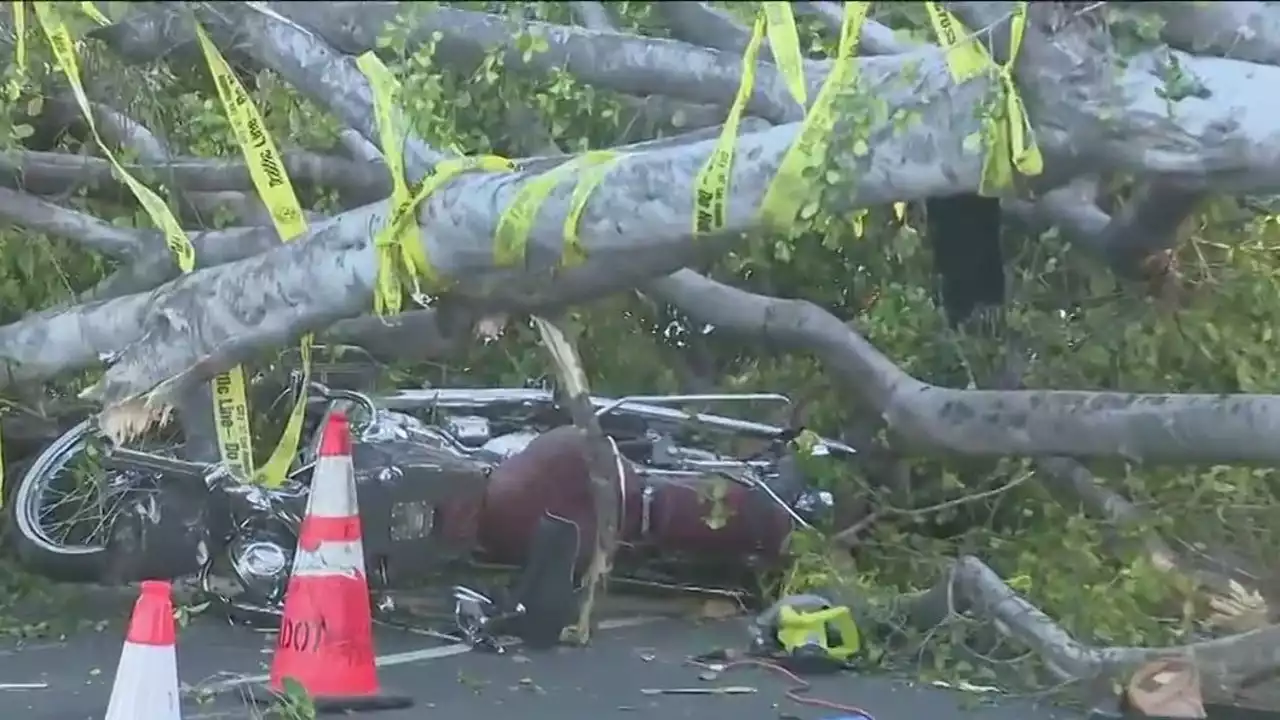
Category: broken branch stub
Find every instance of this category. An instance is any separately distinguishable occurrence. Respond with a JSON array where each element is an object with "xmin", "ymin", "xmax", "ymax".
[{"xmin": 531, "ymin": 316, "xmax": 622, "ymax": 644}]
